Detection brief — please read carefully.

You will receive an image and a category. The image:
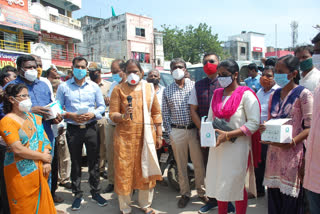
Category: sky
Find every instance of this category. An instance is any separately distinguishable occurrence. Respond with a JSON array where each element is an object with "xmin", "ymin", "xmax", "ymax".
[{"xmin": 73, "ymin": 0, "xmax": 320, "ymax": 49}]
